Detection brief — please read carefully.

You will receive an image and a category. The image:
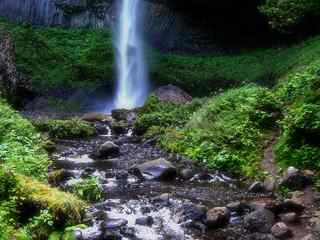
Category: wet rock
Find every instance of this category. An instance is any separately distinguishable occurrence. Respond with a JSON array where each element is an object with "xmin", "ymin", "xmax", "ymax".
[
  {"xmin": 176, "ymin": 203, "xmax": 207, "ymax": 223},
  {"xmin": 227, "ymin": 201, "xmax": 251, "ymax": 215},
  {"xmin": 111, "ymin": 120, "xmax": 129, "ymax": 135},
  {"xmin": 278, "ymin": 212, "xmax": 297, "ymax": 223},
  {"xmin": 102, "ymin": 231, "xmax": 122, "ymax": 240},
  {"xmin": 136, "ymin": 216, "xmax": 154, "ymax": 226},
  {"xmin": 130, "ymin": 158, "xmax": 177, "ymax": 181},
  {"xmin": 97, "ymin": 141, "xmax": 120, "ymax": 158},
  {"xmin": 103, "ymin": 218, "xmax": 128, "ymax": 230},
  {"xmin": 111, "ymin": 109, "xmax": 137, "ymax": 124},
  {"xmin": 206, "ymin": 207, "xmax": 230, "ymax": 228},
  {"xmin": 263, "ymin": 176, "xmax": 277, "ymax": 192},
  {"xmin": 266, "ymin": 199, "xmax": 305, "ymax": 214},
  {"xmin": 154, "ymin": 85, "xmax": 192, "ymax": 104},
  {"xmin": 271, "ymin": 222, "xmax": 292, "ymax": 239},
  {"xmin": 81, "ymin": 167, "xmax": 95, "ymax": 178},
  {"xmin": 249, "ymin": 181, "xmax": 265, "ymax": 193},
  {"xmin": 280, "ymin": 167, "xmax": 314, "ymax": 190},
  {"xmin": 152, "ymin": 193, "xmax": 171, "ymax": 205},
  {"xmin": 180, "ymin": 168, "xmax": 194, "ymax": 180},
  {"xmin": 140, "ymin": 206, "xmax": 151, "ymax": 214},
  {"xmin": 81, "ymin": 112, "xmax": 111, "ymax": 123},
  {"xmin": 244, "ymin": 208, "xmax": 276, "ymax": 233},
  {"xmin": 48, "ymin": 169, "xmax": 73, "ymax": 186},
  {"xmin": 248, "ymin": 233, "xmax": 276, "ymax": 240},
  {"xmin": 120, "ymin": 226, "xmax": 136, "ymax": 238}
]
